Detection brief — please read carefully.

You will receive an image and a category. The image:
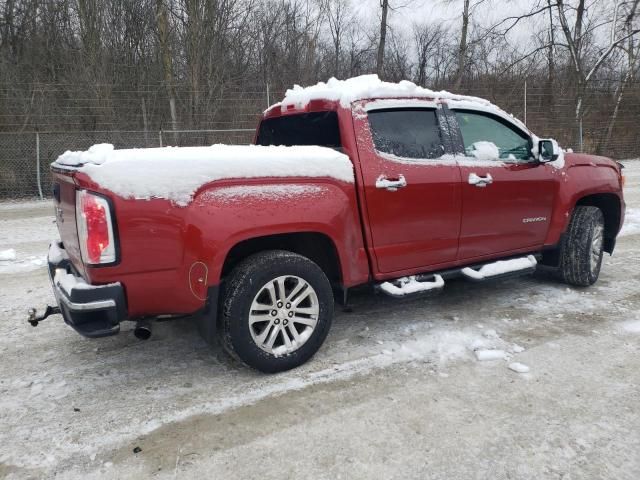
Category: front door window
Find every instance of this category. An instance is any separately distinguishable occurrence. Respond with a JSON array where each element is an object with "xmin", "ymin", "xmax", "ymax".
[{"xmin": 454, "ymin": 110, "xmax": 532, "ymax": 162}]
